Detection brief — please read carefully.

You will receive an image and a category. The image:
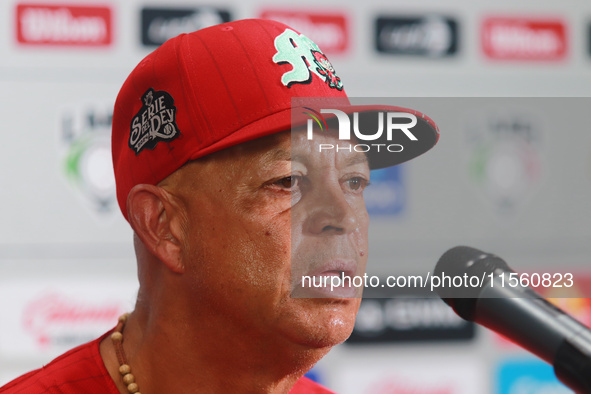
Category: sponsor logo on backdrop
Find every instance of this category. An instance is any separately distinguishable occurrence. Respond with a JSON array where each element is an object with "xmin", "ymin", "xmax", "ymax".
[
  {"xmin": 375, "ymin": 15, "xmax": 458, "ymax": 56},
  {"xmin": 141, "ymin": 7, "xmax": 231, "ymax": 46},
  {"xmin": 23, "ymin": 292, "xmax": 122, "ymax": 348},
  {"xmin": 465, "ymin": 111, "xmax": 542, "ymax": 214},
  {"xmin": 497, "ymin": 359, "xmax": 571, "ymax": 394},
  {"xmin": 347, "ymin": 287, "xmax": 474, "ymax": 343},
  {"xmin": 61, "ymin": 103, "xmax": 116, "ymax": 214},
  {"xmin": 482, "ymin": 17, "xmax": 567, "ymax": 60},
  {"xmin": 0, "ymin": 281, "xmax": 135, "ymax": 357},
  {"xmin": 16, "ymin": 4, "xmax": 112, "ymax": 46},
  {"xmin": 260, "ymin": 10, "xmax": 348, "ymax": 54}
]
